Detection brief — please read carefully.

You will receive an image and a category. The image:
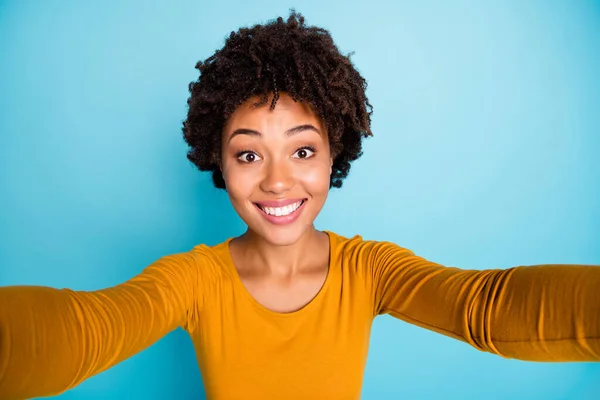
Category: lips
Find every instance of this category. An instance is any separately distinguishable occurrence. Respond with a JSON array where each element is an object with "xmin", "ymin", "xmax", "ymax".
[
  {"xmin": 254, "ymin": 198, "xmax": 306, "ymax": 208},
  {"xmin": 253, "ymin": 198, "xmax": 307, "ymax": 225}
]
